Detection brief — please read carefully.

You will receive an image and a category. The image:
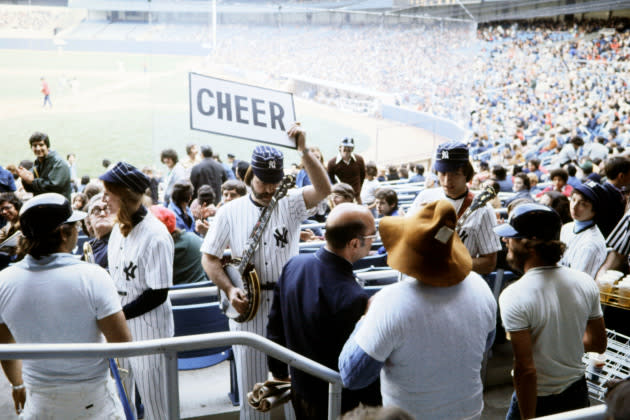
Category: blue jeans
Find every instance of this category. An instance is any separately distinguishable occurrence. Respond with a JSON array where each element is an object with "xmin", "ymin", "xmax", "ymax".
[{"xmin": 506, "ymin": 376, "xmax": 589, "ymax": 420}]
